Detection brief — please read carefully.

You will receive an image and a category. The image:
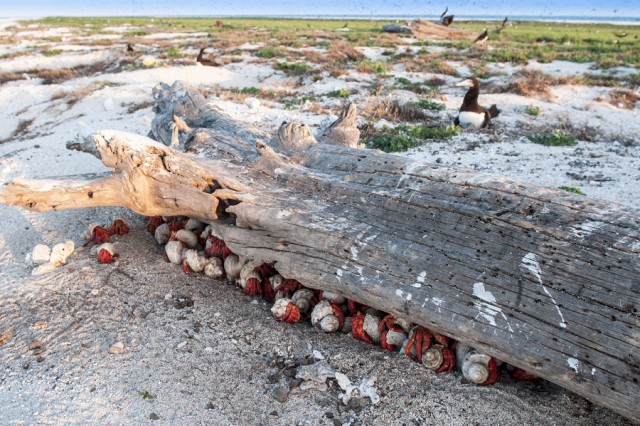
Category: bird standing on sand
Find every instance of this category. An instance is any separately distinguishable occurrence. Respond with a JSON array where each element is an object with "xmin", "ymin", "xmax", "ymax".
[
  {"xmin": 126, "ymin": 43, "xmax": 134, "ymax": 52},
  {"xmin": 453, "ymin": 77, "xmax": 500, "ymax": 129},
  {"xmin": 196, "ymin": 48, "xmax": 216, "ymax": 66},
  {"xmin": 474, "ymin": 29, "xmax": 489, "ymax": 43}
]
